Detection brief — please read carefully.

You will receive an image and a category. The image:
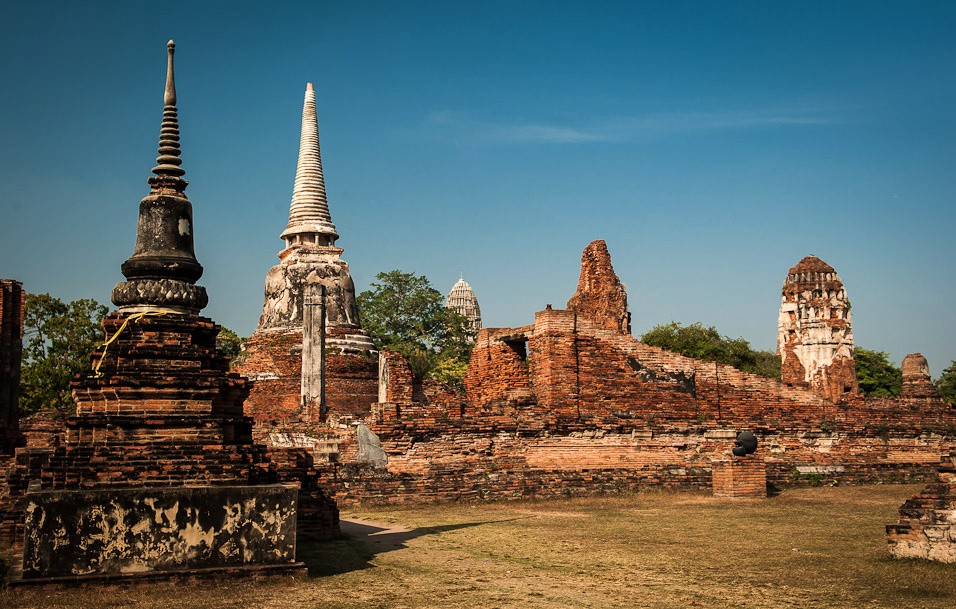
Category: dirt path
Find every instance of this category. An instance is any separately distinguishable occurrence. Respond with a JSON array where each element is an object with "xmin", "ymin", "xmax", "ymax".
[{"xmin": 339, "ymin": 517, "xmax": 415, "ymax": 552}]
